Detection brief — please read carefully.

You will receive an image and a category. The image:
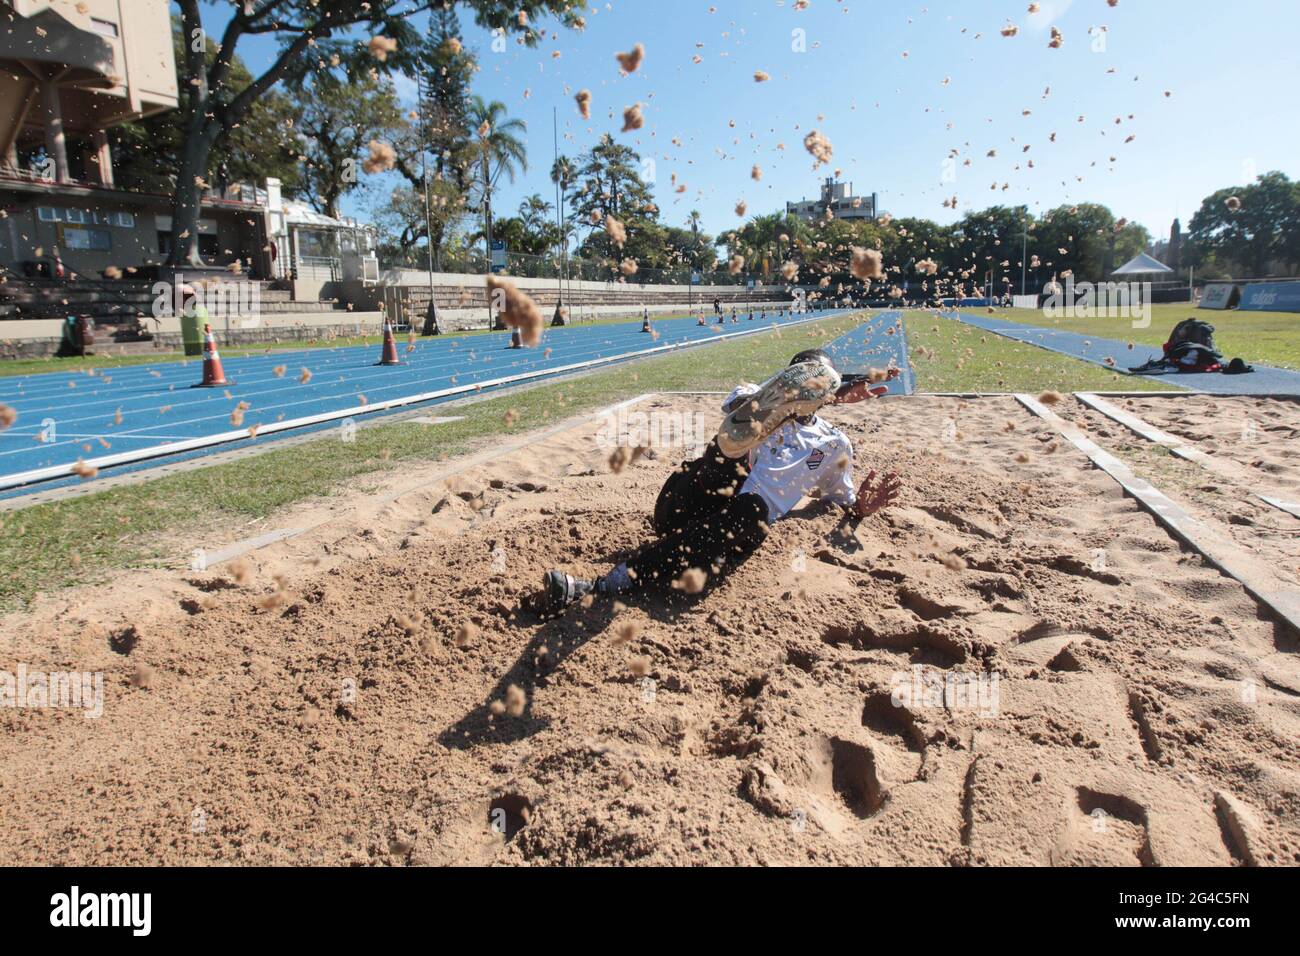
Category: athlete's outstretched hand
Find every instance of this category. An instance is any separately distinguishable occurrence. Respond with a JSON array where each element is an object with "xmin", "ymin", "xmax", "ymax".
[{"xmin": 853, "ymin": 469, "xmax": 901, "ymax": 518}]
